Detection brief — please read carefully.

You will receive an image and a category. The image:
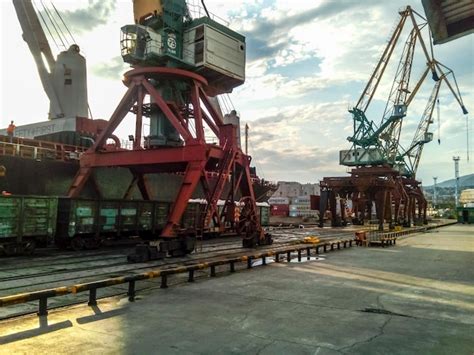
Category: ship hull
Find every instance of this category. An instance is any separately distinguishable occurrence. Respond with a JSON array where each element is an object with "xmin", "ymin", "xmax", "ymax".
[{"xmin": 0, "ymin": 155, "xmax": 275, "ymax": 202}]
